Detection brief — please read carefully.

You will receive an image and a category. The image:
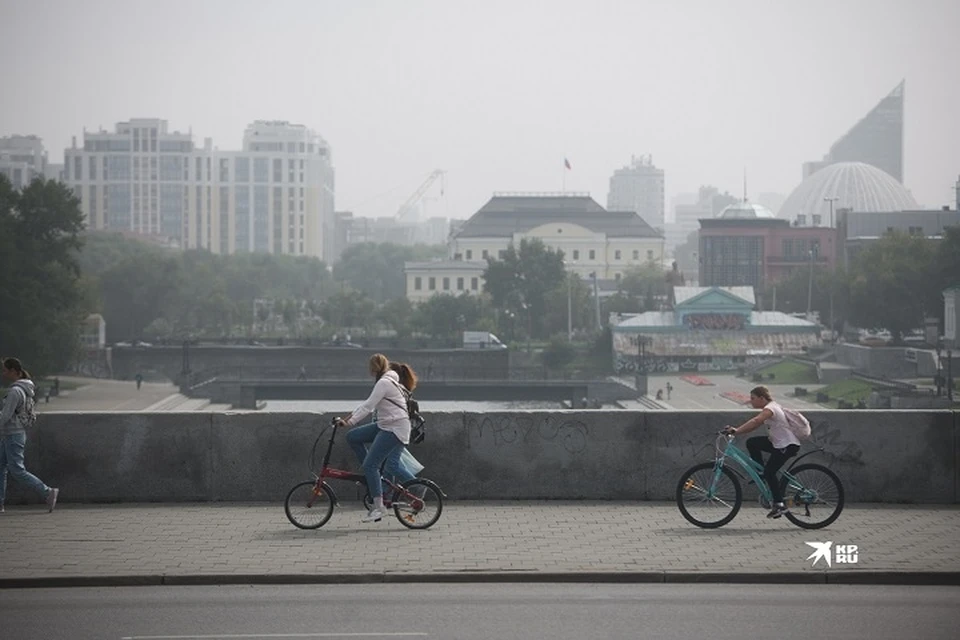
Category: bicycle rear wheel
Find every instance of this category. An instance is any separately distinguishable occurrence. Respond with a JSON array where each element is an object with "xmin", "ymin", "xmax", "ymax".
[
  {"xmin": 780, "ymin": 464, "xmax": 844, "ymax": 530},
  {"xmin": 676, "ymin": 462, "xmax": 743, "ymax": 528},
  {"xmin": 392, "ymin": 479, "xmax": 443, "ymax": 530},
  {"xmin": 284, "ymin": 480, "xmax": 335, "ymax": 529}
]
